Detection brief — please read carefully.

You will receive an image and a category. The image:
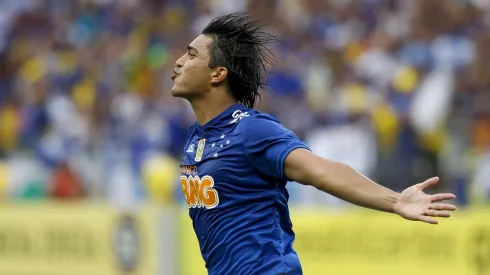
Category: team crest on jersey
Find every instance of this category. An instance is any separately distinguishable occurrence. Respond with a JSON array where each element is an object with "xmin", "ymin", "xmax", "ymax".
[{"xmin": 195, "ymin": 139, "xmax": 206, "ymax": 162}]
